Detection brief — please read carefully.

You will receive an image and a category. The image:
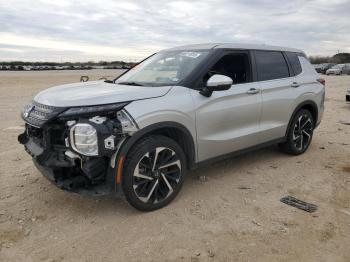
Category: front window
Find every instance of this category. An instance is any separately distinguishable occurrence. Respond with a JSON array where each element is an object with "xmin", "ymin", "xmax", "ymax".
[
  {"xmin": 204, "ymin": 53, "xmax": 251, "ymax": 85},
  {"xmin": 116, "ymin": 50, "xmax": 209, "ymax": 86}
]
